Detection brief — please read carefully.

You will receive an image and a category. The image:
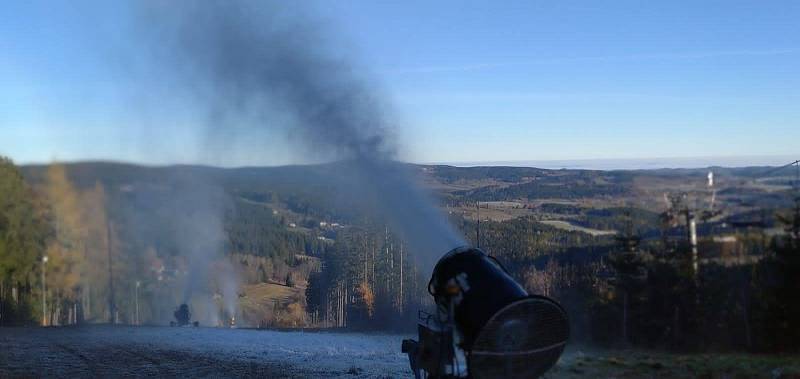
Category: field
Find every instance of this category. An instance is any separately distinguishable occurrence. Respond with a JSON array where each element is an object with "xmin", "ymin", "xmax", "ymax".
[
  {"xmin": 538, "ymin": 220, "xmax": 617, "ymax": 236},
  {"xmin": 2, "ymin": 326, "xmax": 799, "ymax": 378},
  {"xmin": 239, "ymin": 282, "xmax": 305, "ymax": 327}
]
